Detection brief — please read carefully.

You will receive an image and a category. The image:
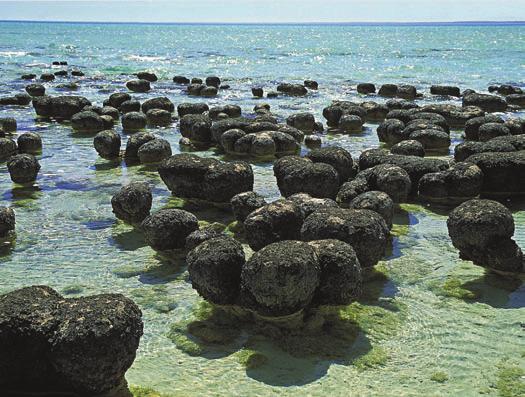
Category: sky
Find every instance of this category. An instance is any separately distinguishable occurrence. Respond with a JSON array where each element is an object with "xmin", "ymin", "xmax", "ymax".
[{"xmin": 0, "ymin": 0, "xmax": 524, "ymax": 23}]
